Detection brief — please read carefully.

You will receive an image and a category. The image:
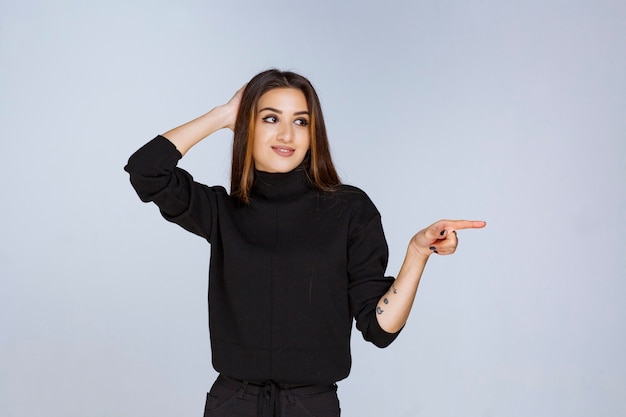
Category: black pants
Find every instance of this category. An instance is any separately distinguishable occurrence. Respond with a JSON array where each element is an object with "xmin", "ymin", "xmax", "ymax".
[{"xmin": 203, "ymin": 374, "xmax": 341, "ymax": 417}]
